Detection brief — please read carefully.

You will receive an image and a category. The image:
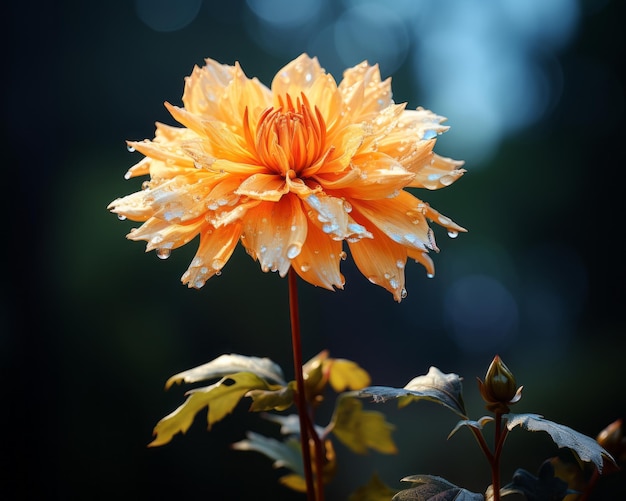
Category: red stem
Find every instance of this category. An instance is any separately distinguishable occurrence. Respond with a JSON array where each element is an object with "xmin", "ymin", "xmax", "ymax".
[{"xmin": 288, "ymin": 269, "xmax": 324, "ymax": 501}]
